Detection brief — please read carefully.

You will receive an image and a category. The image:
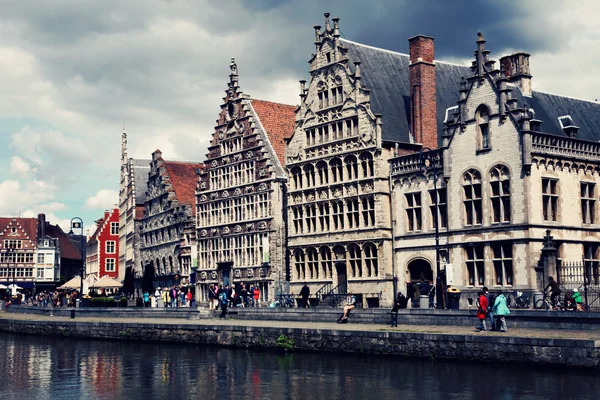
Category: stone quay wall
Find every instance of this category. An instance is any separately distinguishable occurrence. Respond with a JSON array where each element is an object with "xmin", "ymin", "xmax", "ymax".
[{"xmin": 0, "ymin": 316, "xmax": 598, "ymax": 368}]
